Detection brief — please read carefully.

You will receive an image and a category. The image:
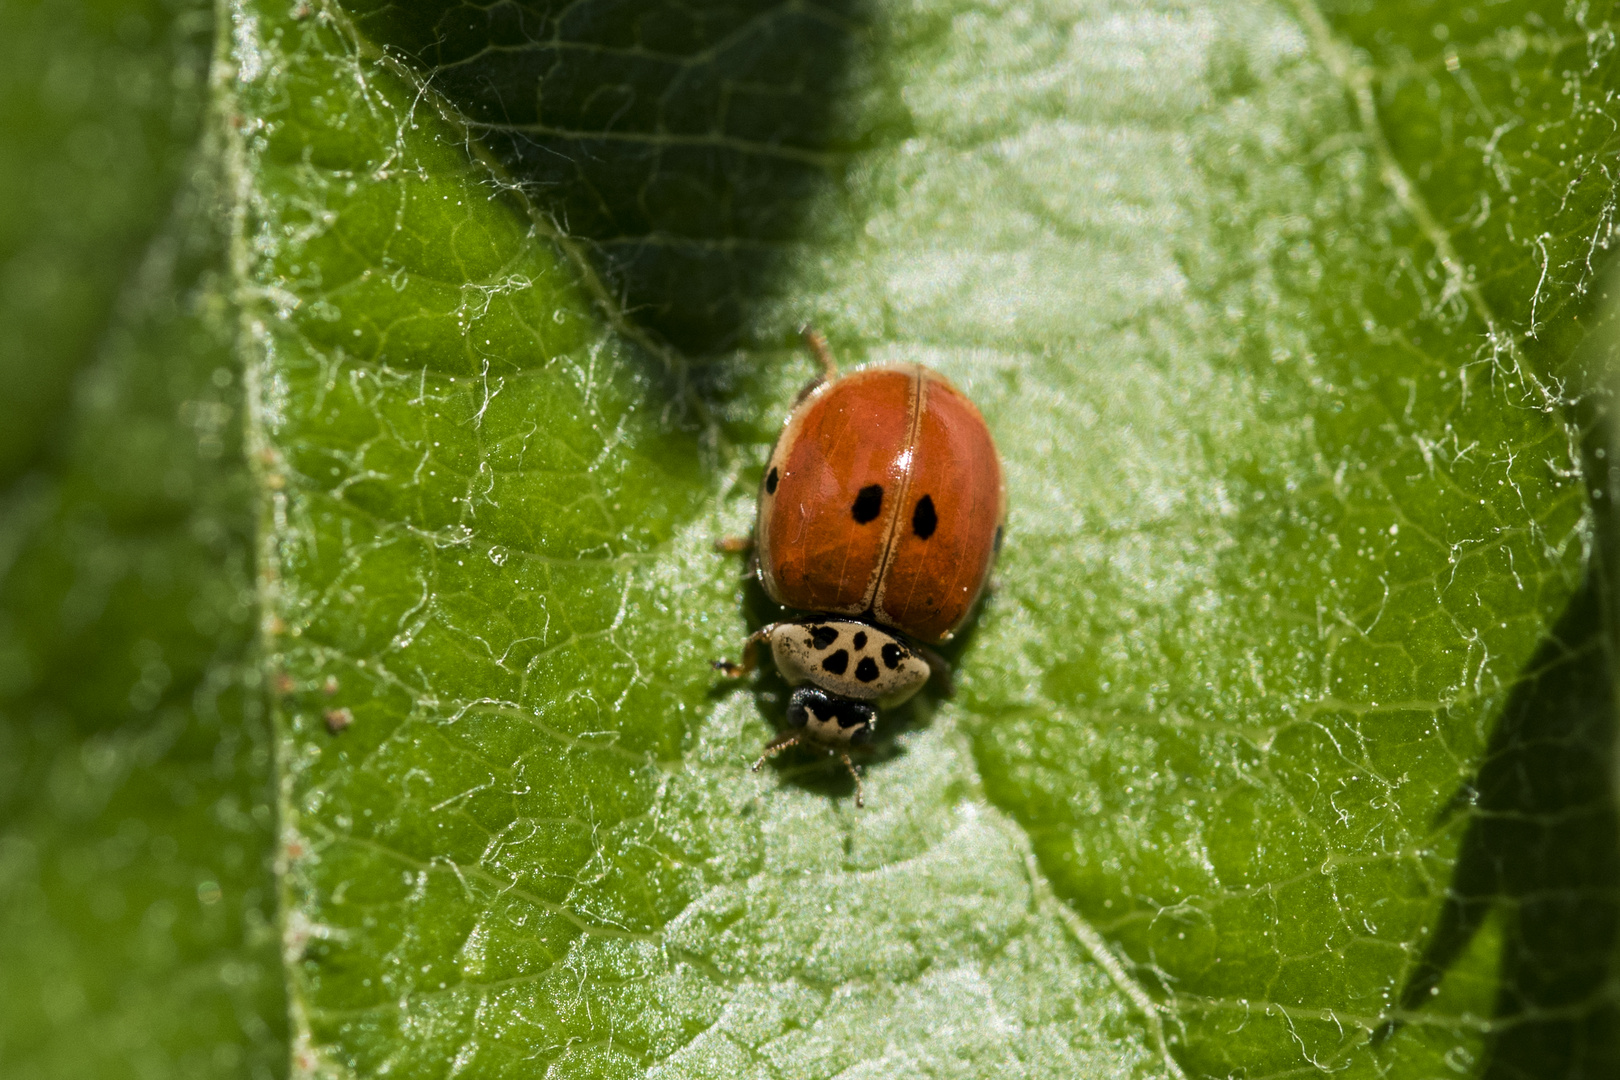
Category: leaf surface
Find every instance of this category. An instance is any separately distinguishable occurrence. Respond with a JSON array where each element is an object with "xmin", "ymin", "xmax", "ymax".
[{"xmin": 228, "ymin": 1, "xmax": 1620, "ymax": 1078}]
